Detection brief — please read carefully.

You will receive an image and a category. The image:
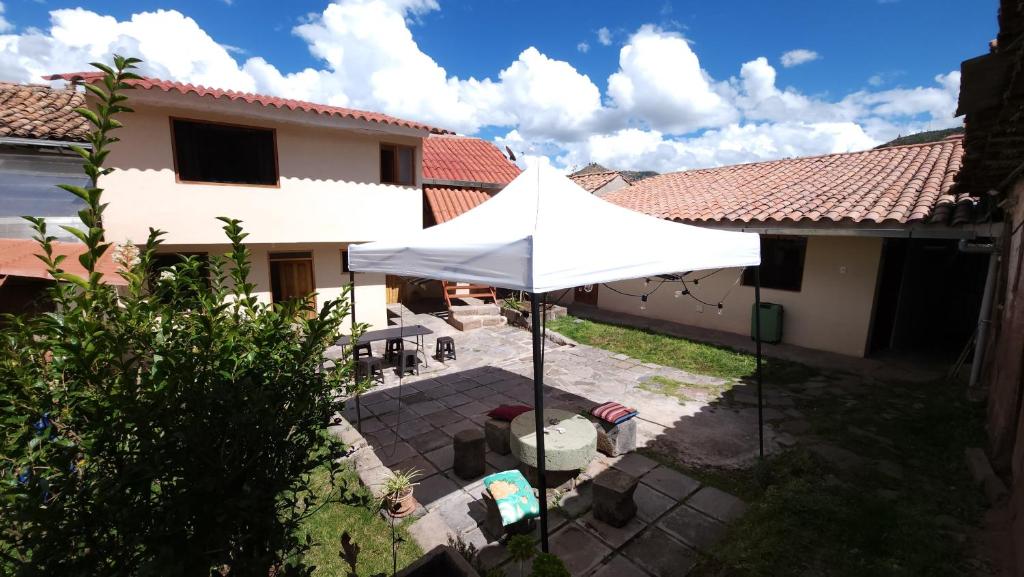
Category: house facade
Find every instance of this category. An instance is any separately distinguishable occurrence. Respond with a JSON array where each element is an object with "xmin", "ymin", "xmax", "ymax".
[
  {"xmin": 569, "ymin": 169, "xmax": 630, "ymax": 196},
  {"xmin": 588, "ymin": 136, "xmax": 993, "ymax": 358},
  {"xmin": 43, "ymin": 73, "xmax": 442, "ymax": 330}
]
